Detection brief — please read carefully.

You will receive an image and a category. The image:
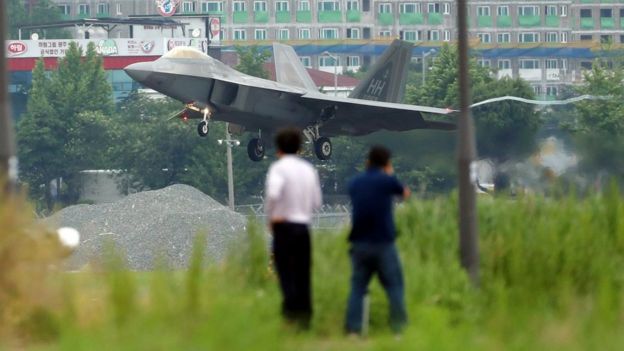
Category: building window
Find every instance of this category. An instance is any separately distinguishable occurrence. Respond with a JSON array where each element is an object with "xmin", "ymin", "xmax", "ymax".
[
  {"xmin": 233, "ymin": 29, "xmax": 246, "ymax": 40},
  {"xmin": 347, "ymin": 0, "xmax": 359, "ymax": 11},
  {"xmin": 182, "ymin": 1, "xmax": 196, "ymax": 12},
  {"xmin": 560, "ymin": 5, "xmax": 567, "ymax": 17},
  {"xmin": 347, "ymin": 56, "xmax": 360, "ymax": 66},
  {"xmin": 399, "ymin": 3, "xmax": 421, "ymax": 14},
  {"xmin": 518, "ymin": 6, "xmax": 539, "ymax": 16},
  {"xmin": 546, "ymin": 59, "xmax": 558, "ymax": 69},
  {"xmin": 545, "ymin": 5, "xmax": 557, "ymax": 16},
  {"xmin": 443, "ymin": 3, "xmax": 450, "ymax": 15},
  {"xmin": 428, "ymin": 3, "xmax": 440, "ymax": 13},
  {"xmin": 519, "ymin": 59, "xmax": 539, "ymax": 69},
  {"xmin": 254, "ymin": 1, "xmax": 267, "ymax": 11},
  {"xmin": 601, "ymin": 35, "xmax": 612, "ymax": 44},
  {"xmin": 580, "ymin": 34, "xmax": 593, "ymax": 41},
  {"xmin": 320, "ymin": 28, "xmax": 339, "ymax": 39},
  {"xmin": 378, "ymin": 3, "xmax": 391, "ymax": 13},
  {"xmin": 444, "ymin": 30, "xmax": 450, "ymax": 41},
  {"xmin": 561, "ymin": 32, "xmax": 568, "ymax": 43},
  {"xmin": 278, "ymin": 29, "xmax": 290, "ymax": 40},
  {"xmin": 621, "ymin": 9, "xmax": 624, "ymax": 17},
  {"xmin": 233, "ymin": 1, "xmax": 246, "ymax": 11},
  {"xmin": 58, "ymin": 4, "xmax": 70, "ymax": 15},
  {"xmin": 600, "ymin": 9, "xmax": 612, "ymax": 18},
  {"xmin": 428, "ymin": 30, "xmax": 440, "ymax": 41},
  {"xmin": 519, "ymin": 32, "xmax": 539, "ymax": 43},
  {"xmin": 546, "ymin": 32, "xmax": 558, "ymax": 42},
  {"xmin": 477, "ymin": 33, "xmax": 491, "ymax": 43},
  {"xmin": 477, "ymin": 6, "xmax": 490, "ymax": 17},
  {"xmin": 319, "ymin": 56, "xmax": 339, "ymax": 67},
  {"xmin": 78, "ymin": 4, "xmax": 90, "ymax": 15},
  {"xmin": 379, "ymin": 30, "xmax": 392, "ymax": 37},
  {"xmin": 202, "ymin": 1, "xmax": 223, "ymax": 12},
  {"xmin": 300, "ymin": 56, "xmax": 311, "ymax": 67},
  {"xmin": 497, "ymin": 32, "xmax": 510, "ymax": 43},
  {"xmin": 346, "ymin": 28, "xmax": 360, "ymax": 39},
  {"xmin": 546, "ymin": 86, "xmax": 558, "ymax": 96},
  {"xmin": 580, "ymin": 9, "xmax": 592, "ymax": 18},
  {"xmin": 497, "ymin": 6, "xmax": 508, "ymax": 16},
  {"xmin": 116, "ymin": 3, "xmax": 122, "ymax": 14},
  {"xmin": 319, "ymin": 0, "xmax": 340, "ymax": 11},
  {"xmin": 96, "ymin": 3, "xmax": 109, "ymax": 14},
  {"xmin": 254, "ymin": 29, "xmax": 267, "ymax": 40},
  {"xmin": 298, "ymin": 0, "xmax": 310, "ymax": 11},
  {"xmin": 299, "ymin": 28, "xmax": 311, "ymax": 39},
  {"xmin": 498, "ymin": 60, "xmax": 511, "ymax": 70},
  {"xmin": 275, "ymin": 1, "xmax": 289, "ymax": 11},
  {"xmin": 477, "ymin": 59, "xmax": 491, "ymax": 67},
  {"xmin": 402, "ymin": 30, "xmax": 420, "ymax": 41}
]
